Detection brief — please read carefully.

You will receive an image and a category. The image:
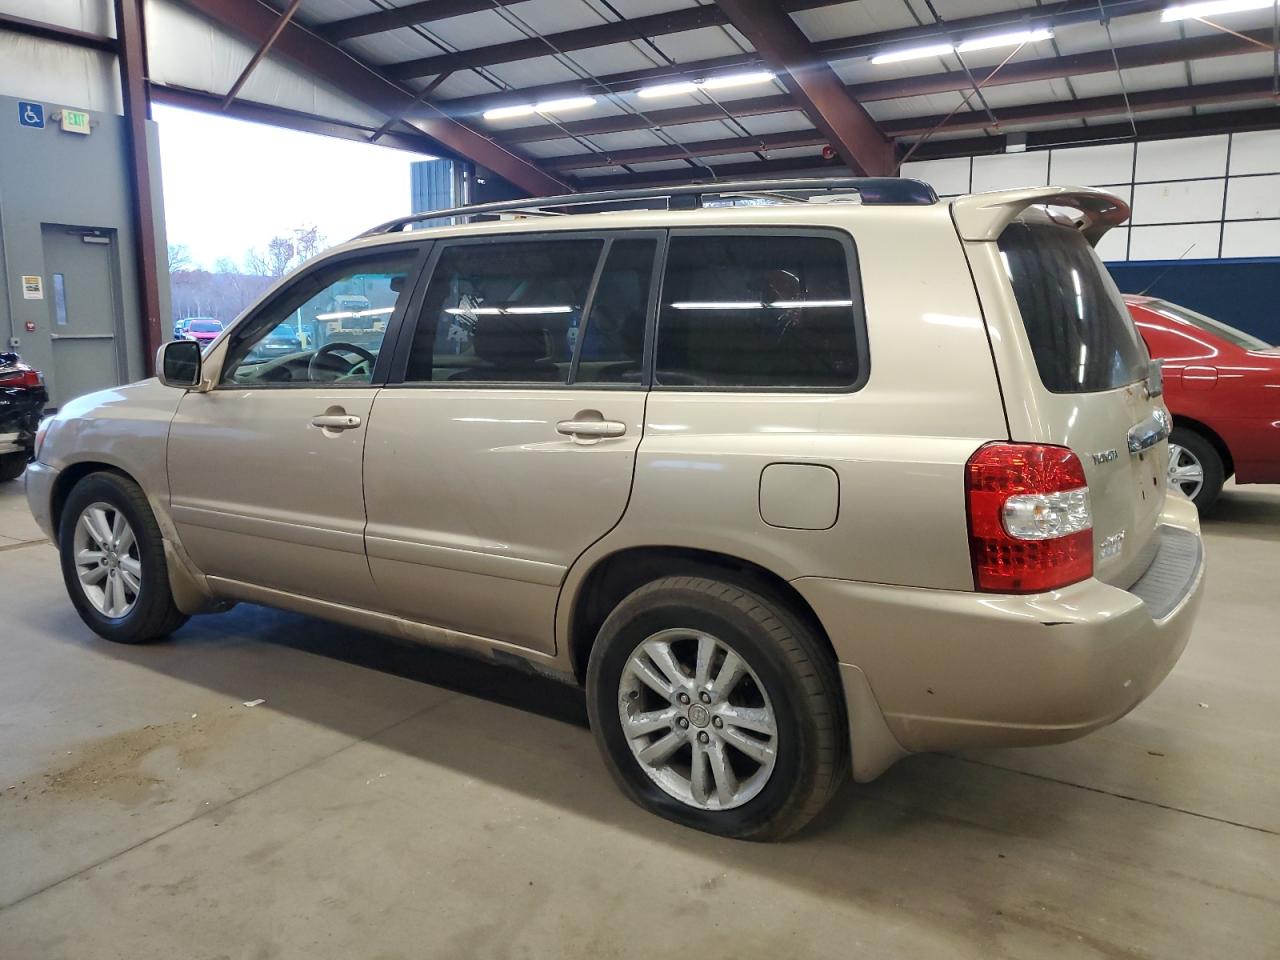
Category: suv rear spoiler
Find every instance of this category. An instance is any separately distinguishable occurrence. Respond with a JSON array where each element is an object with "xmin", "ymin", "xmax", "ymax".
[{"xmin": 950, "ymin": 186, "xmax": 1130, "ymax": 246}]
